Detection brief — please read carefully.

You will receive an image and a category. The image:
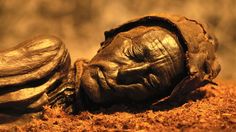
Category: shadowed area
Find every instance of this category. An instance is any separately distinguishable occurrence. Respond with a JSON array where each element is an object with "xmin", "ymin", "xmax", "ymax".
[{"xmin": 1, "ymin": 80, "xmax": 236, "ymax": 131}]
